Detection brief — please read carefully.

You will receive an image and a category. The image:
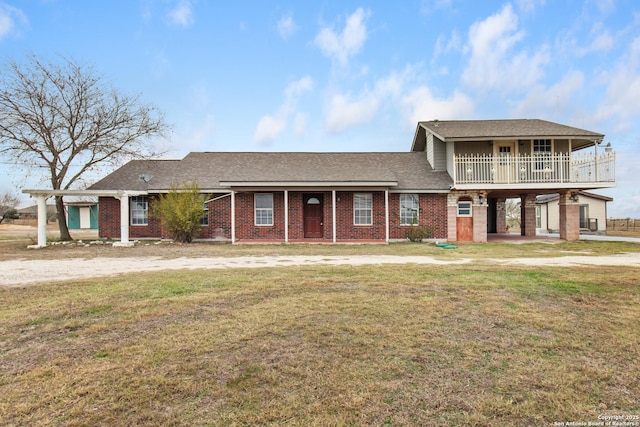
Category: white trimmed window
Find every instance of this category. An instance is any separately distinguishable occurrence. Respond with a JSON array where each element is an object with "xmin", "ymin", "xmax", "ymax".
[
  {"xmin": 457, "ymin": 201, "xmax": 472, "ymax": 217},
  {"xmin": 354, "ymin": 193, "xmax": 372, "ymax": 225},
  {"xmin": 255, "ymin": 193, "xmax": 273, "ymax": 226},
  {"xmin": 131, "ymin": 196, "xmax": 149, "ymax": 225},
  {"xmin": 400, "ymin": 194, "xmax": 419, "ymax": 225},
  {"xmin": 200, "ymin": 202, "xmax": 209, "ymax": 226},
  {"xmin": 533, "ymin": 139, "xmax": 553, "ymax": 171}
]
